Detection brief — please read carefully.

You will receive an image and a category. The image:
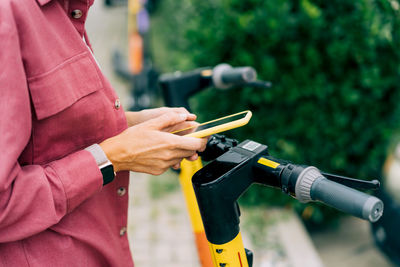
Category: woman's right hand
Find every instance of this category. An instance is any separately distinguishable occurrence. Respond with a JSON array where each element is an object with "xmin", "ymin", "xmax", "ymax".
[{"xmin": 99, "ymin": 112, "xmax": 208, "ymax": 175}]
